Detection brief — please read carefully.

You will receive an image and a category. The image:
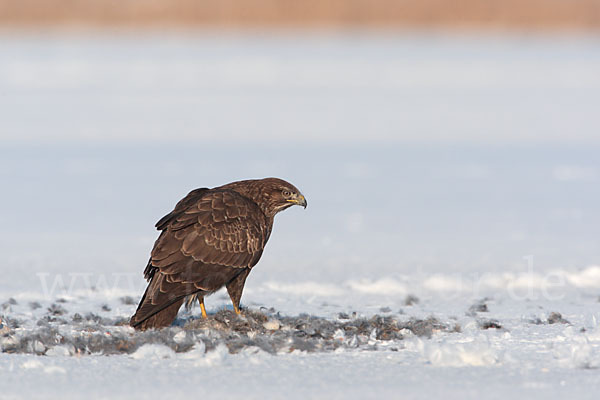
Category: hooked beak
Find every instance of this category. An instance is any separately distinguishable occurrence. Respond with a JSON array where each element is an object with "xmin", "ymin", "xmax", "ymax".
[{"xmin": 288, "ymin": 193, "xmax": 307, "ymax": 209}]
